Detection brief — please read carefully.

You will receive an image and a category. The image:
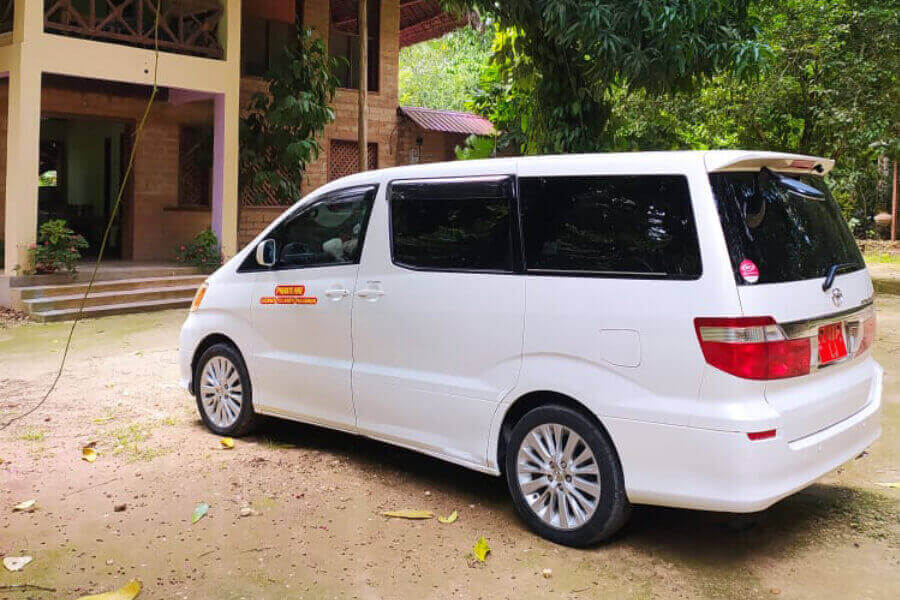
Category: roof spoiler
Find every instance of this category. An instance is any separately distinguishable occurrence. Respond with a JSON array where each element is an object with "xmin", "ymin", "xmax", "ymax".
[{"xmin": 705, "ymin": 152, "xmax": 834, "ymax": 175}]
